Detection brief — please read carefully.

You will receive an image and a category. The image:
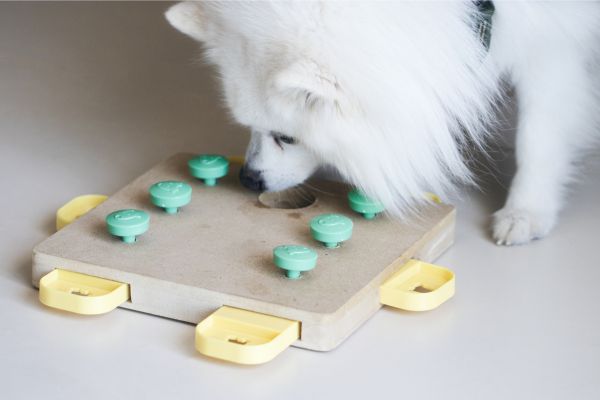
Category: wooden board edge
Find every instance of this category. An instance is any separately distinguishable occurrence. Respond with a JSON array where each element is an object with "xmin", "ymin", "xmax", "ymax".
[
  {"xmin": 31, "ymin": 207, "xmax": 456, "ymax": 351},
  {"xmin": 293, "ymin": 206, "xmax": 456, "ymax": 351}
]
